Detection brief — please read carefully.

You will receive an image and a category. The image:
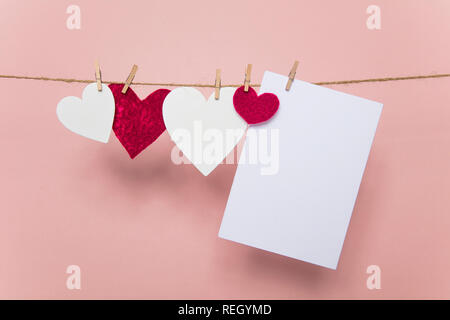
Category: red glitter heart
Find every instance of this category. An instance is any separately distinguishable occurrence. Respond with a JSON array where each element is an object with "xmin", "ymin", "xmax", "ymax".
[
  {"xmin": 233, "ymin": 86, "xmax": 279, "ymax": 125},
  {"xmin": 109, "ymin": 84, "xmax": 170, "ymax": 159}
]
